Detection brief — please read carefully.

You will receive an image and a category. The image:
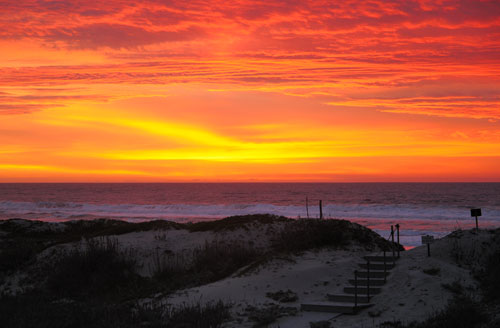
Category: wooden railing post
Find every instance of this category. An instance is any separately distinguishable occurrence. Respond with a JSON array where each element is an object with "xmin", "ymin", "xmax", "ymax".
[
  {"xmin": 383, "ymin": 250, "xmax": 387, "ymax": 283},
  {"xmin": 354, "ymin": 270, "xmax": 358, "ymax": 307},
  {"xmin": 367, "ymin": 258, "xmax": 370, "ymax": 301},
  {"xmin": 396, "ymin": 224, "xmax": 400, "ymax": 258},
  {"xmin": 391, "ymin": 225, "xmax": 395, "ymax": 260}
]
